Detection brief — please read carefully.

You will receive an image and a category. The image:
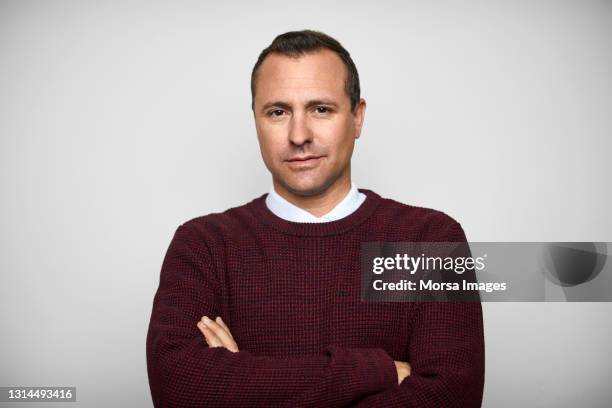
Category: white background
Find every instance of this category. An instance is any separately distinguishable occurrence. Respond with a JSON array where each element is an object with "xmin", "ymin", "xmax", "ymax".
[{"xmin": 1, "ymin": 0, "xmax": 611, "ymax": 406}]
